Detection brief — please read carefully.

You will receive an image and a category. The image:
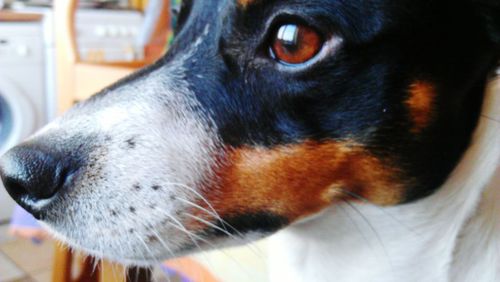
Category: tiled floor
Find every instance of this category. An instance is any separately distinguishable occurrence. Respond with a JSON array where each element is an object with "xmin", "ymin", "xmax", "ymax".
[
  {"xmin": 0, "ymin": 222, "xmax": 270, "ymax": 282},
  {"xmin": 0, "ymin": 224, "xmax": 53, "ymax": 282}
]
